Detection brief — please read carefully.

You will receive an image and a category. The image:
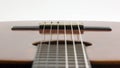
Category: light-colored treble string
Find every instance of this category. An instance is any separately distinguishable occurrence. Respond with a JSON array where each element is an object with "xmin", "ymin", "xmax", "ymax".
[
  {"xmin": 71, "ymin": 22, "xmax": 79, "ymax": 68},
  {"xmin": 64, "ymin": 22, "xmax": 69, "ymax": 68},
  {"xmin": 77, "ymin": 22, "xmax": 91, "ymax": 68},
  {"xmin": 38, "ymin": 22, "xmax": 46, "ymax": 68},
  {"xmin": 56, "ymin": 21, "xmax": 59, "ymax": 68},
  {"xmin": 45, "ymin": 22, "xmax": 53, "ymax": 68},
  {"xmin": 32, "ymin": 22, "xmax": 46, "ymax": 68}
]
